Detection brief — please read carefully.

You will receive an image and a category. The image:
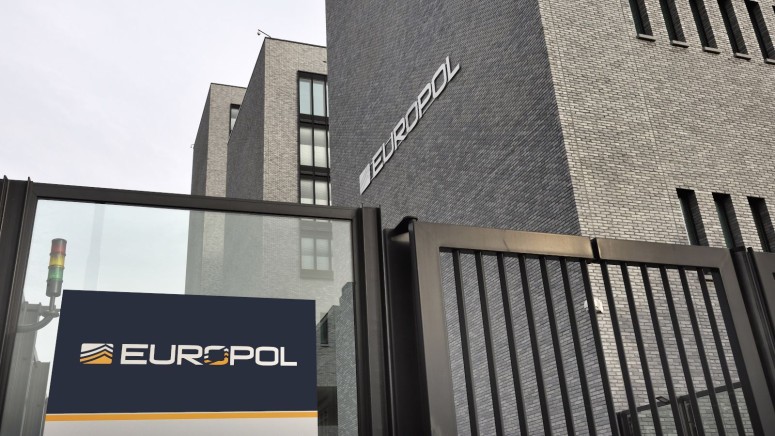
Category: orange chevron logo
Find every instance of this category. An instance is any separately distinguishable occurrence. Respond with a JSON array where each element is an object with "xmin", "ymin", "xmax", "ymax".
[{"xmin": 80, "ymin": 343, "xmax": 113, "ymax": 364}]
